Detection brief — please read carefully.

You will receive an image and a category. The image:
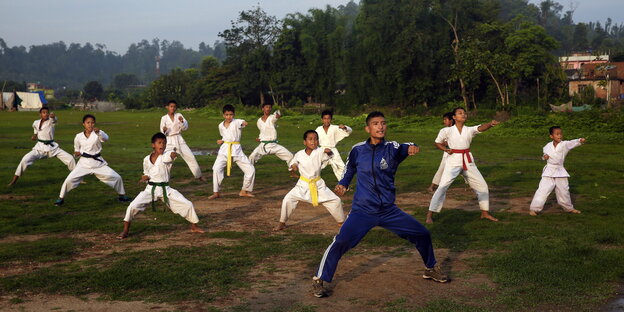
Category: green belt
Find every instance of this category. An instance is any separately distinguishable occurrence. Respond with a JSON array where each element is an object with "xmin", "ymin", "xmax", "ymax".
[
  {"xmin": 260, "ymin": 140, "xmax": 278, "ymax": 153},
  {"xmin": 37, "ymin": 139, "xmax": 54, "ymax": 145},
  {"xmin": 148, "ymin": 182, "xmax": 169, "ymax": 211}
]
